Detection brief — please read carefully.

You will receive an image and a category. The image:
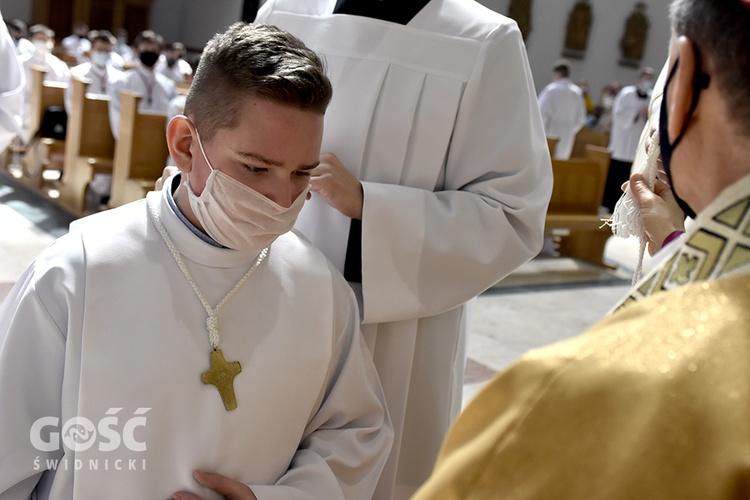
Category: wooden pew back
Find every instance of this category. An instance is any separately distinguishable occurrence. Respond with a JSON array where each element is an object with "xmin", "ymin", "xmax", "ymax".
[
  {"xmin": 27, "ymin": 66, "xmax": 67, "ymax": 140},
  {"xmin": 570, "ymin": 127, "xmax": 609, "ymax": 159},
  {"xmin": 59, "ymin": 77, "xmax": 116, "ymax": 213},
  {"xmin": 548, "ymin": 158, "xmax": 606, "ymax": 215},
  {"xmin": 110, "ymin": 91, "xmax": 168, "ymax": 207},
  {"xmin": 545, "ymin": 146, "xmax": 612, "ymax": 266}
]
